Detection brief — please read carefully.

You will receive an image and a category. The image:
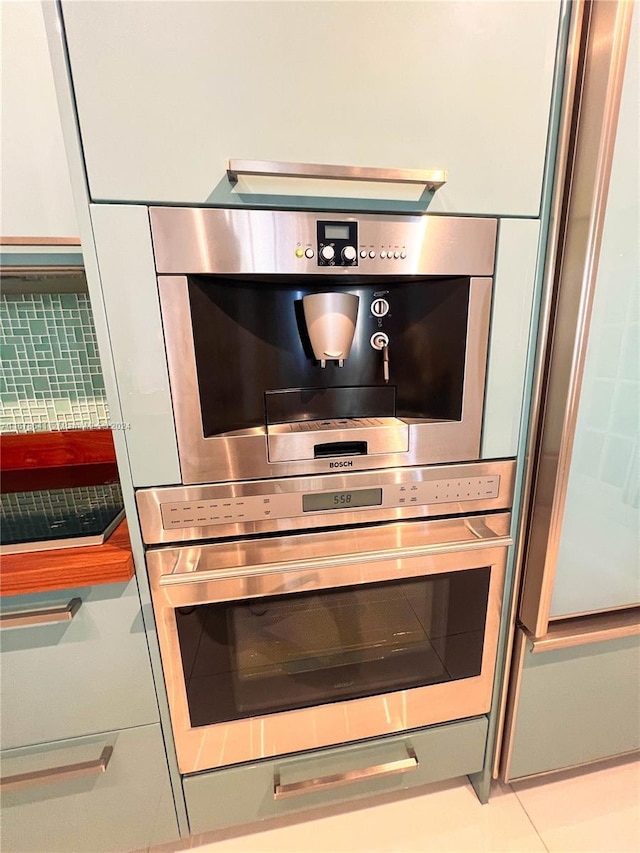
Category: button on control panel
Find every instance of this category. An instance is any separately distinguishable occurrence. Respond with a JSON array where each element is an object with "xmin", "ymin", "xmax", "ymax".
[
  {"xmin": 392, "ymin": 476, "xmax": 500, "ymax": 506},
  {"xmin": 161, "ymin": 494, "xmax": 293, "ymax": 530}
]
